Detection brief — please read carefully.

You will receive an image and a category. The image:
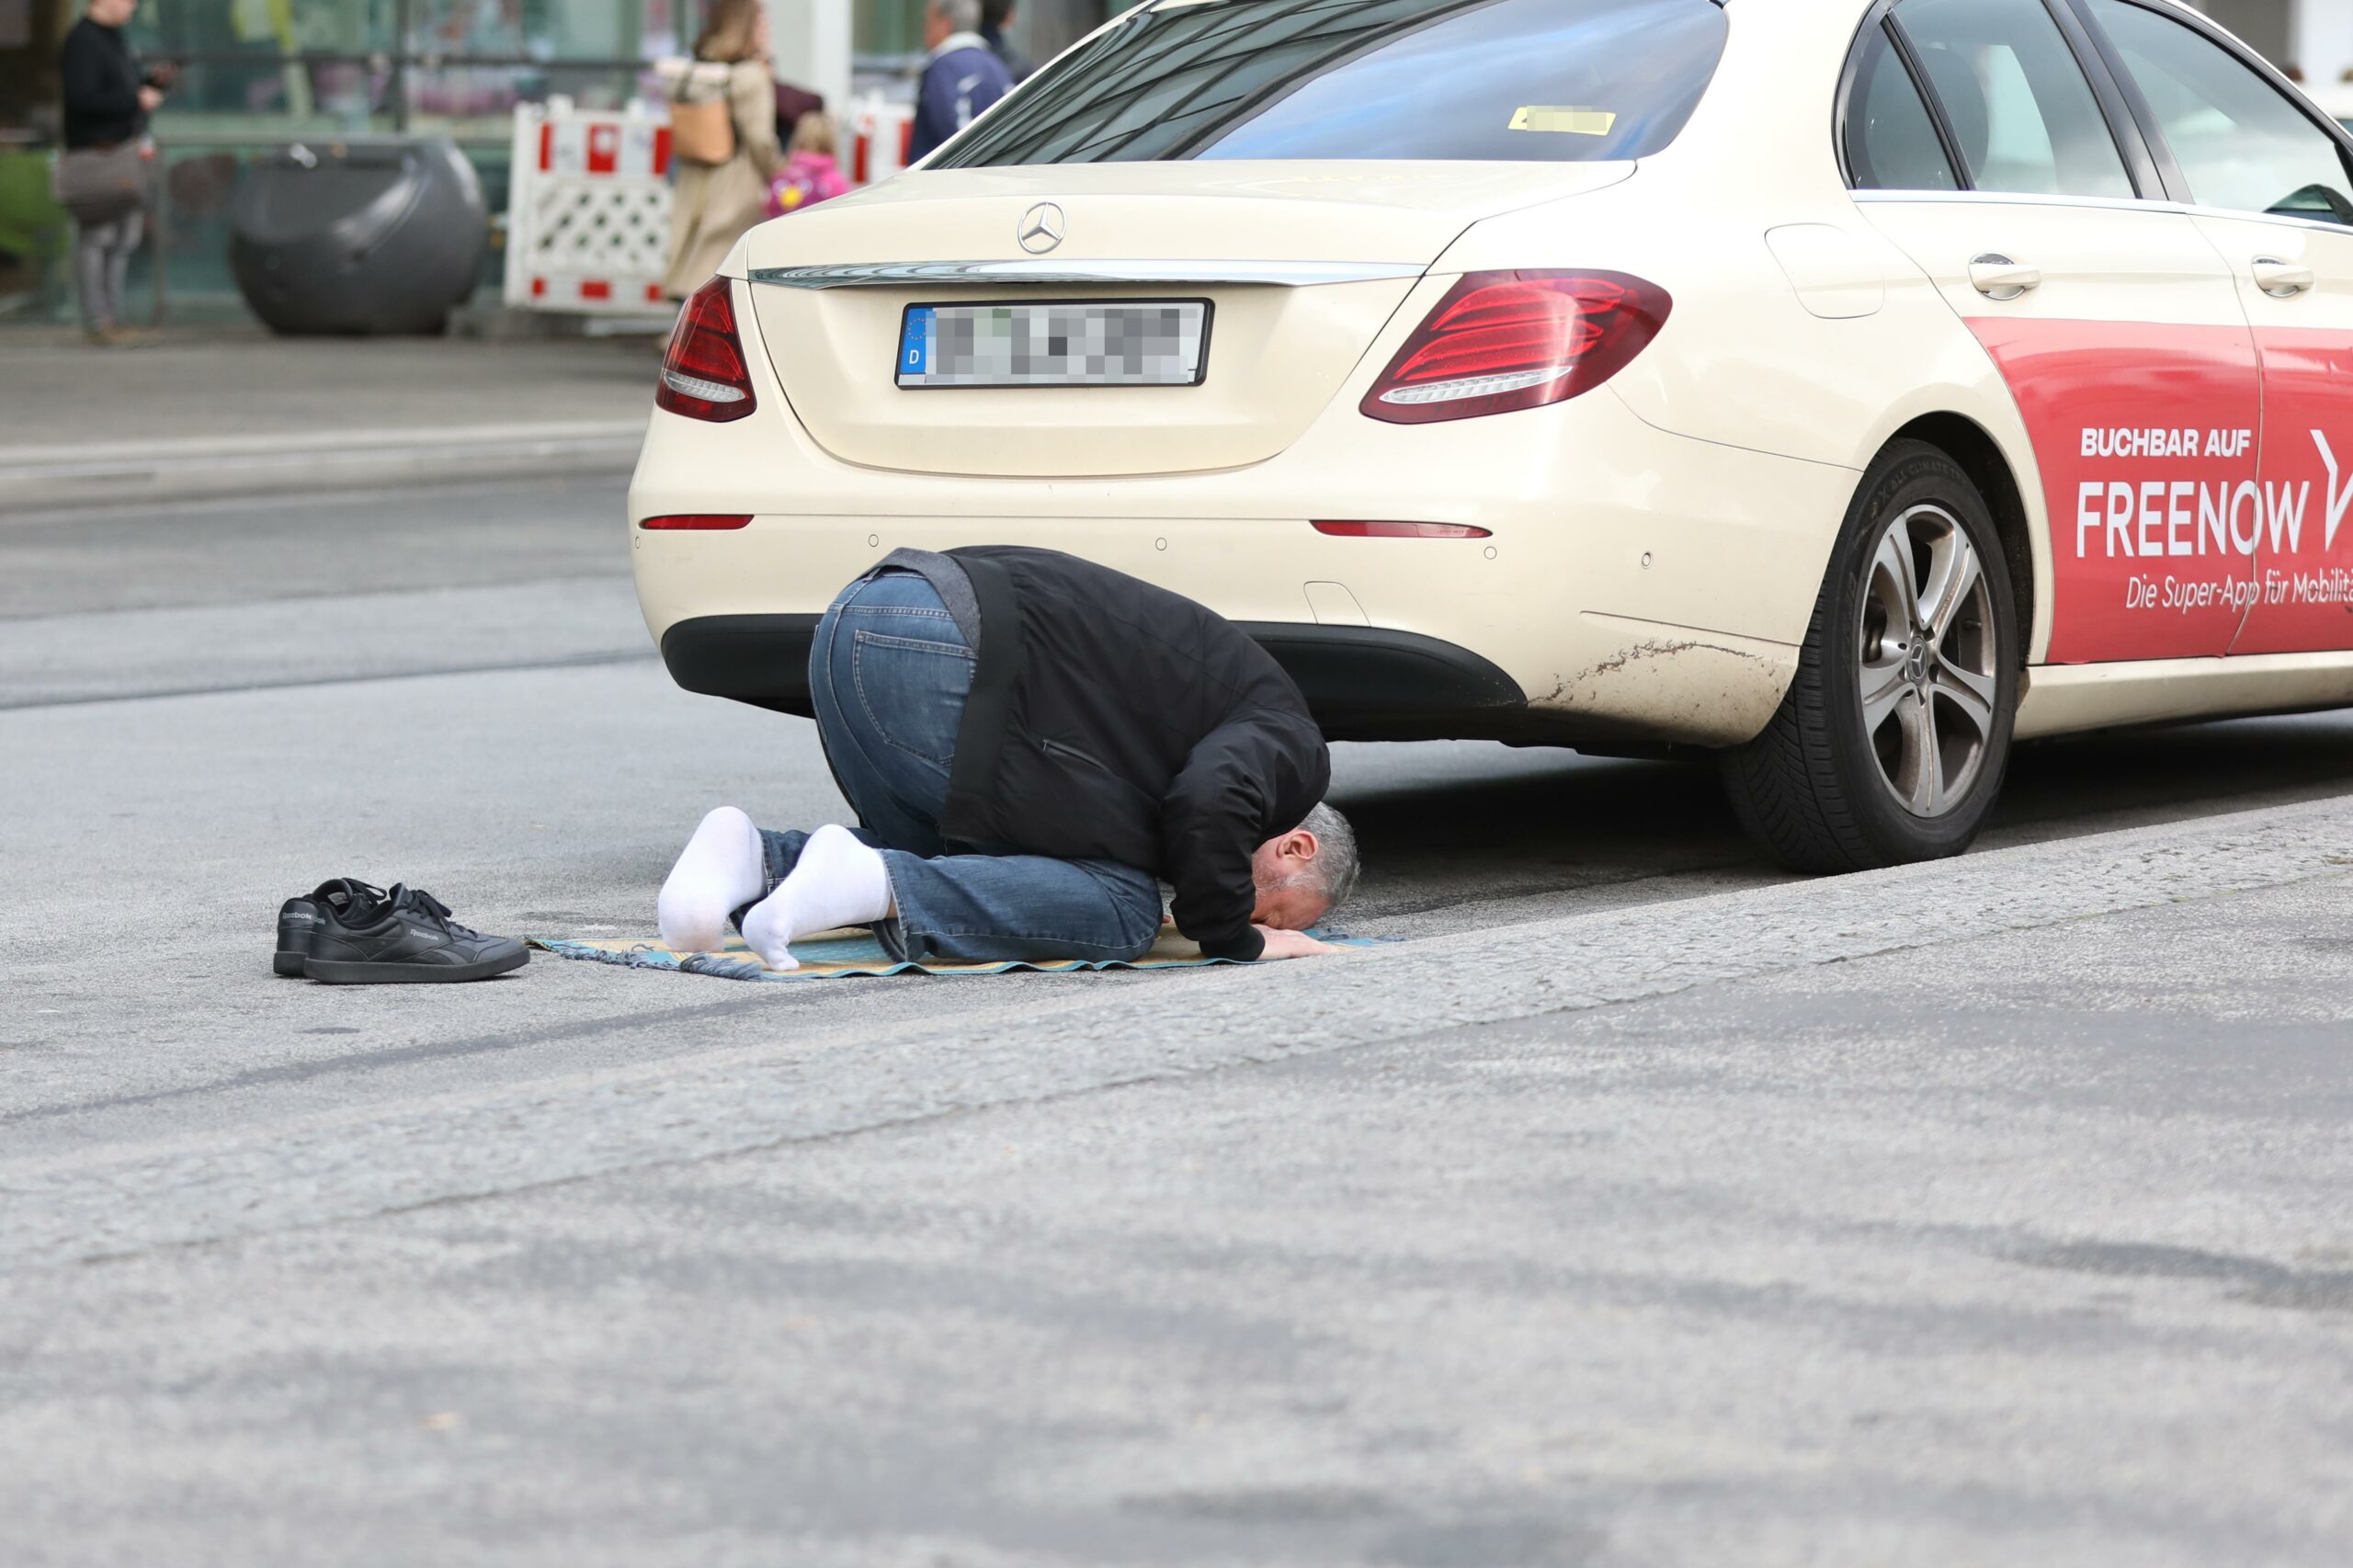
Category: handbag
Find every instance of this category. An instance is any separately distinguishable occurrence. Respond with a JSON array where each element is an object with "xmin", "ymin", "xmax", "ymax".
[
  {"xmin": 670, "ymin": 92, "xmax": 736, "ymax": 166},
  {"xmin": 52, "ymin": 142, "xmax": 147, "ymax": 223}
]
